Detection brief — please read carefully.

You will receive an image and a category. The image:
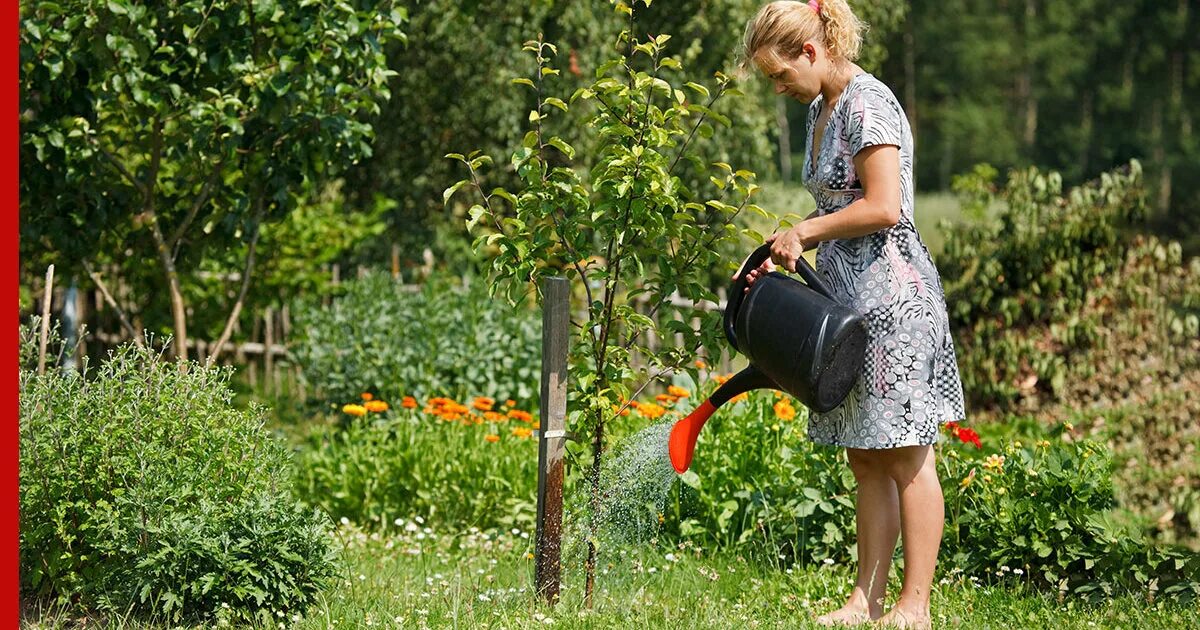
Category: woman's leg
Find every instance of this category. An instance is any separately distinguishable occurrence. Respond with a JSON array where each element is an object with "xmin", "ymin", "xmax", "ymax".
[
  {"xmin": 815, "ymin": 448, "xmax": 900, "ymax": 624},
  {"xmin": 876, "ymin": 444, "xmax": 943, "ymax": 628}
]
